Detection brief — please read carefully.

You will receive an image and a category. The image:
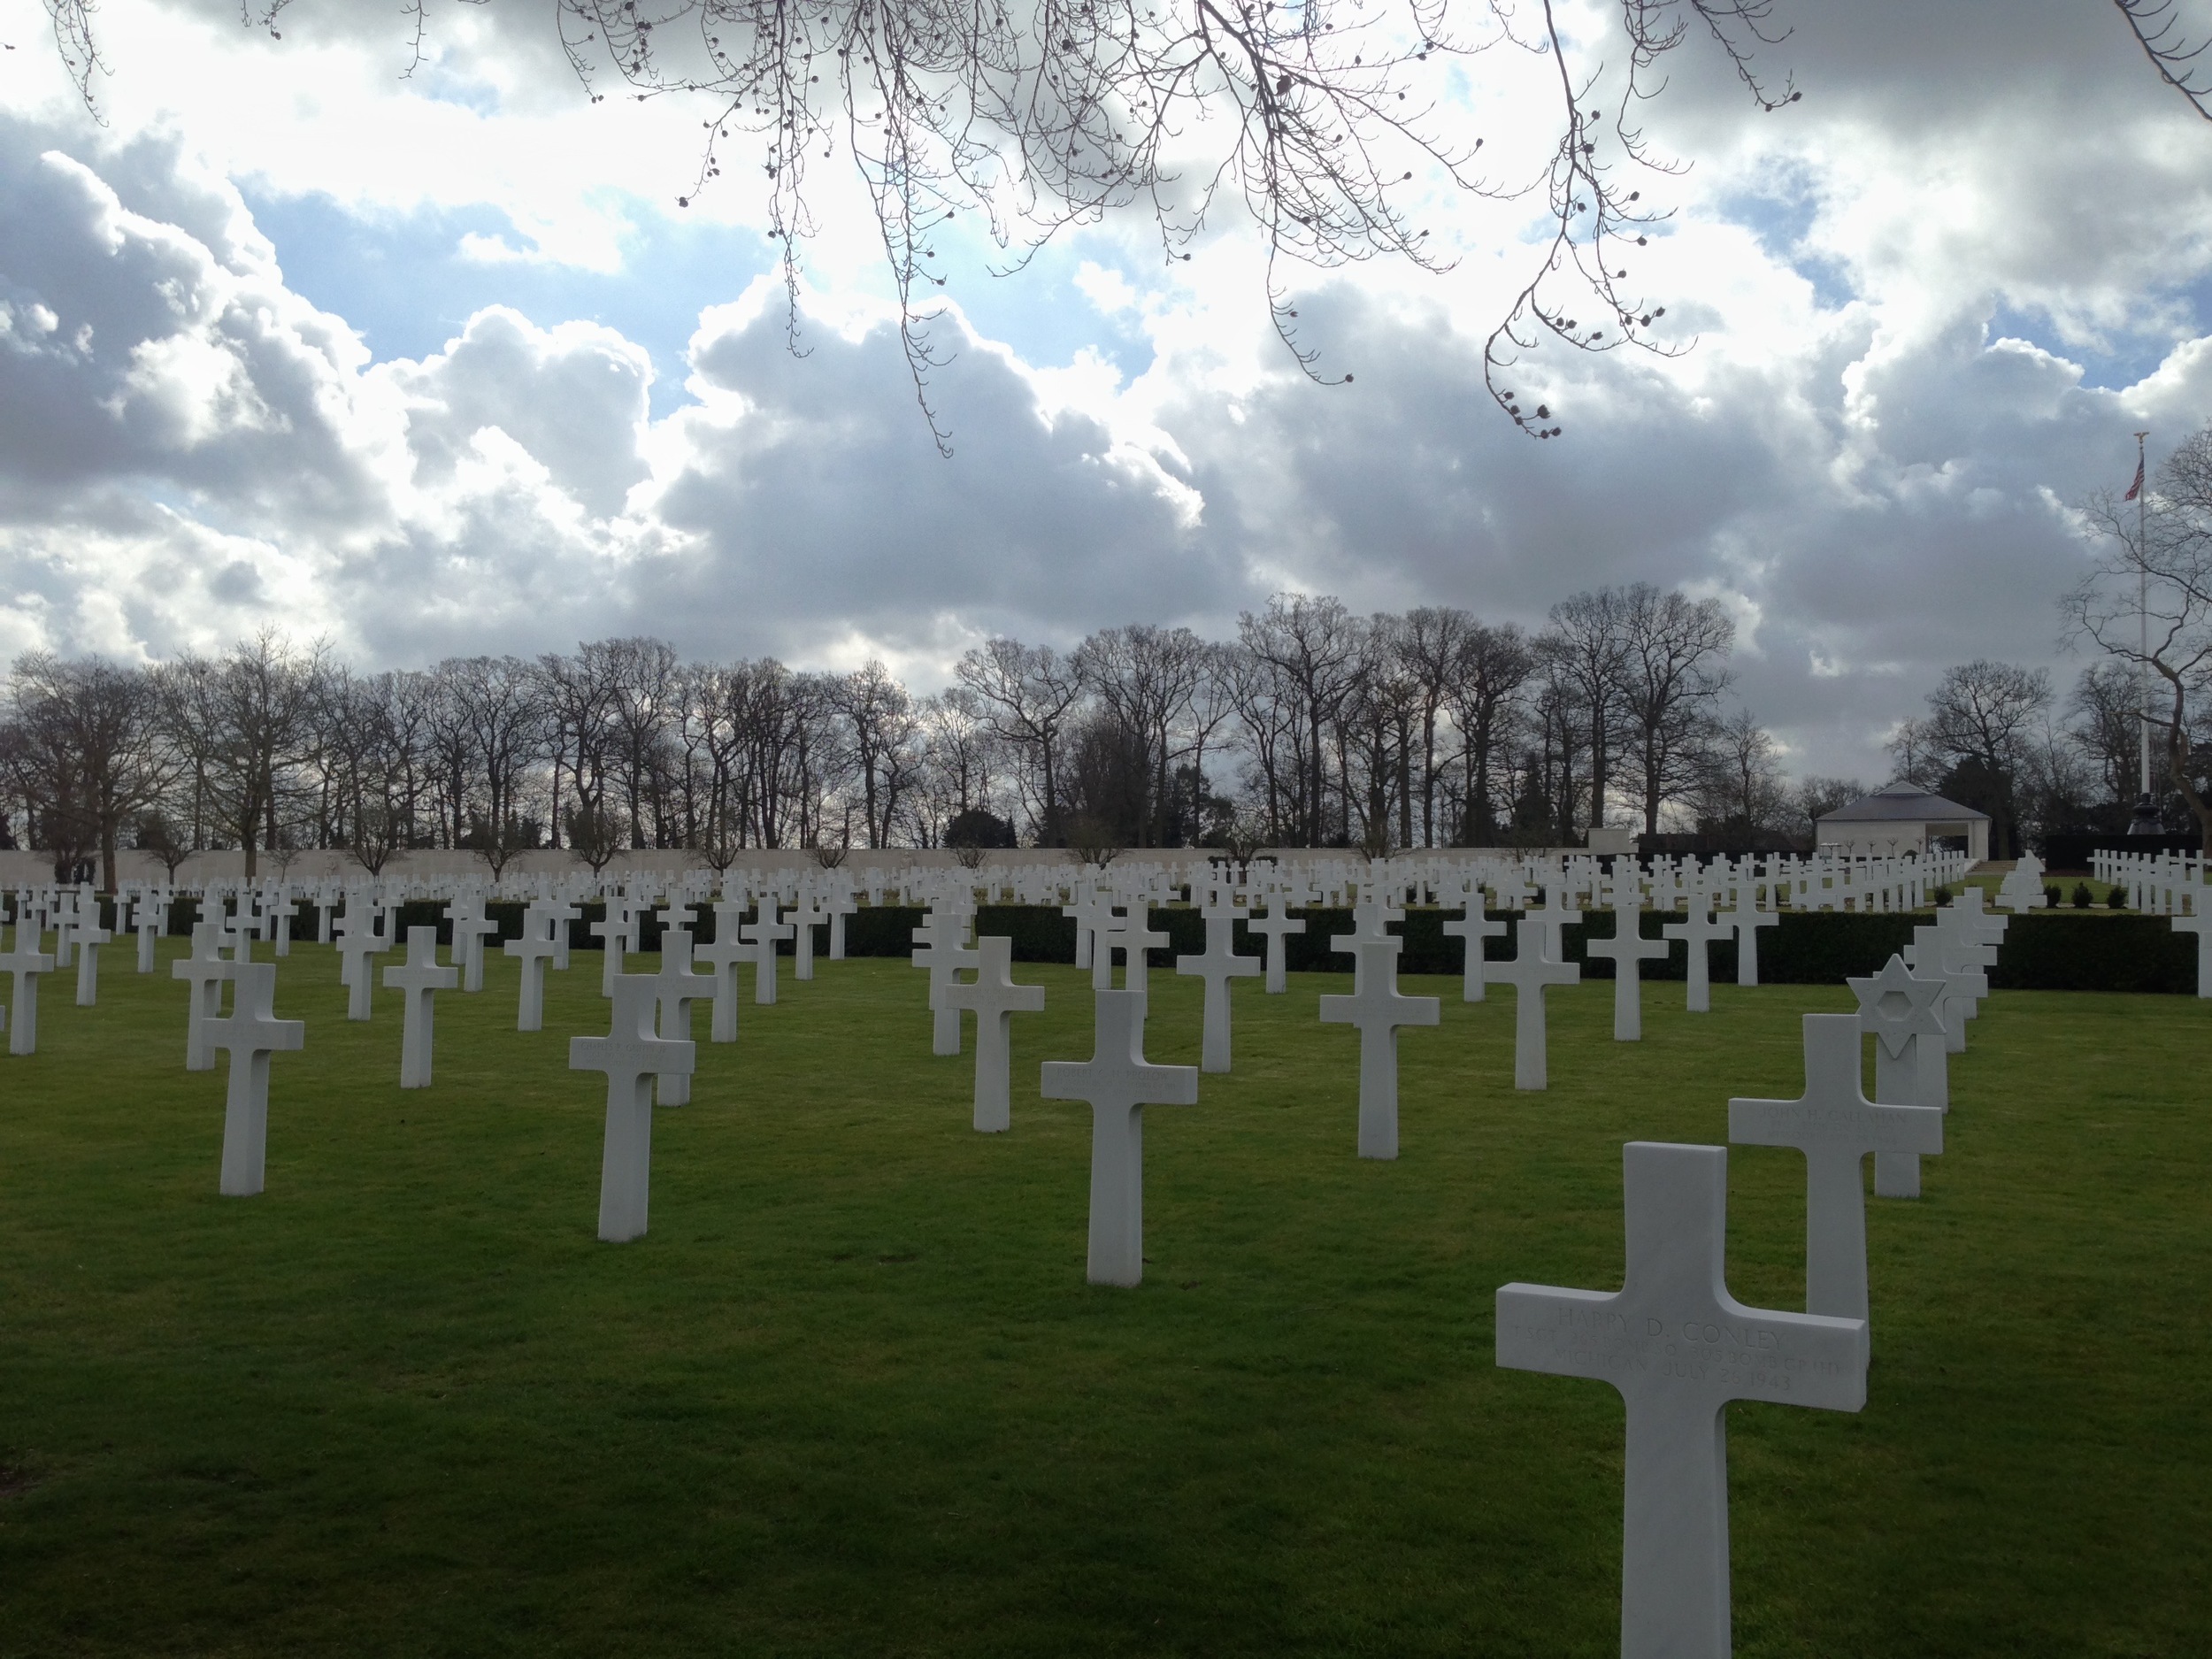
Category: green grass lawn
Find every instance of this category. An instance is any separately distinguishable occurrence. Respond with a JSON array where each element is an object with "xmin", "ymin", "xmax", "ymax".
[{"xmin": 3, "ymin": 940, "xmax": 2207, "ymax": 1656}]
